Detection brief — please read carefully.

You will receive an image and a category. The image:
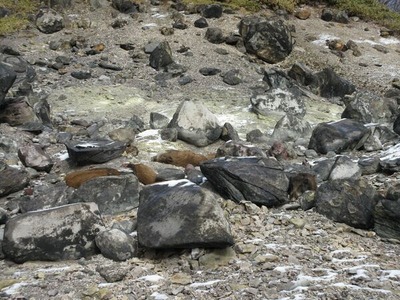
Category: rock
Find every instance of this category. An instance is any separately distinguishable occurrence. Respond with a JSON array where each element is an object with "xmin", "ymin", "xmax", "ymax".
[
  {"xmin": 65, "ymin": 168, "xmax": 121, "ymax": 188},
  {"xmin": 108, "ymin": 127, "xmax": 136, "ymax": 144},
  {"xmin": 272, "ymin": 113, "xmax": 312, "ymax": 142},
  {"xmin": 380, "ymin": 0, "xmax": 400, "ymax": 12},
  {"xmin": 199, "ymin": 67, "xmax": 221, "ymax": 76},
  {"xmin": 393, "ymin": 114, "xmax": 400, "ymax": 135},
  {"xmin": 149, "ymin": 41, "xmax": 174, "ymax": 70},
  {"xmin": 294, "ymin": 7, "xmax": 311, "ymax": 20},
  {"xmin": 205, "ymin": 28, "xmax": 225, "ymax": 44},
  {"xmin": 95, "ymin": 229, "xmax": 136, "ymax": 261},
  {"xmin": 222, "ymin": 69, "xmax": 242, "ymax": 85},
  {"xmin": 185, "ymin": 164, "xmax": 205, "ymax": 185},
  {"xmin": 68, "ymin": 174, "xmax": 140, "ymax": 215},
  {"xmin": 298, "ymin": 190, "xmax": 317, "ymax": 211},
  {"xmin": 160, "ymin": 128, "xmax": 178, "ymax": 141},
  {"xmin": 342, "ymin": 91, "xmax": 398, "ymax": 124},
  {"xmin": 308, "ymin": 119, "xmax": 371, "ymax": 154},
  {"xmin": 71, "ymin": 70, "xmax": 91, "ymax": 80},
  {"xmin": 201, "ymin": 157, "xmax": 289, "ymax": 207},
  {"xmin": 18, "ymin": 143, "xmax": 54, "ymax": 173},
  {"xmin": 98, "ymin": 61, "xmax": 123, "ymax": 71},
  {"xmin": 201, "ymin": 4, "xmax": 223, "ymax": 19},
  {"xmin": 137, "ymin": 180, "xmax": 234, "ymax": 248},
  {"xmin": 36, "ymin": 9, "xmax": 64, "ymax": 34},
  {"xmin": 239, "ymin": 16, "xmax": 293, "ymax": 64},
  {"xmin": 216, "ymin": 140, "xmax": 265, "ymax": 158},
  {"xmin": 194, "ymin": 17, "xmax": 208, "ymax": 28},
  {"xmin": 363, "ymin": 124, "xmax": 384, "ymax": 152},
  {"xmin": 2, "ymin": 203, "xmax": 104, "ymax": 263},
  {"xmin": 311, "ymin": 68, "xmax": 356, "ymax": 99},
  {"xmin": 167, "ymin": 100, "xmax": 222, "ymax": 147},
  {"xmin": 65, "ymin": 139, "xmax": 126, "ymax": 165},
  {"xmin": 173, "ymin": 20, "xmax": 188, "ymax": 30},
  {"xmin": 328, "ymin": 155, "xmax": 362, "ymax": 181},
  {"xmin": 150, "ymin": 112, "xmax": 169, "ymax": 129},
  {"xmin": 358, "ymin": 156, "xmax": 381, "ymax": 175},
  {"xmin": 0, "ymin": 163, "xmax": 30, "ymax": 197},
  {"xmin": 96, "ymin": 264, "xmax": 129, "ymax": 283},
  {"xmin": 311, "ymin": 158, "xmax": 336, "ymax": 182},
  {"xmin": 152, "ymin": 150, "xmax": 210, "ymax": 167},
  {"xmin": 0, "ymin": 207, "xmax": 9, "ymax": 224},
  {"xmin": 198, "ymin": 247, "xmax": 236, "ymax": 269},
  {"xmin": 111, "ymin": 0, "xmax": 139, "ymax": 14},
  {"xmin": 220, "ymin": 122, "xmax": 240, "ymax": 142},
  {"xmin": 315, "ymin": 179, "xmax": 377, "ymax": 229},
  {"xmin": 156, "ymin": 168, "xmax": 185, "ymax": 182},
  {"xmin": 0, "ymin": 62, "xmax": 17, "ymax": 106},
  {"xmin": 178, "ymin": 75, "xmax": 193, "ymax": 85},
  {"xmin": 379, "ymin": 143, "xmax": 400, "ymax": 172},
  {"xmin": 0, "ymin": 97, "xmax": 38, "ymax": 126},
  {"xmin": 246, "ymin": 129, "xmax": 268, "ymax": 143},
  {"xmin": 374, "ymin": 198, "xmax": 400, "ymax": 240}
]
